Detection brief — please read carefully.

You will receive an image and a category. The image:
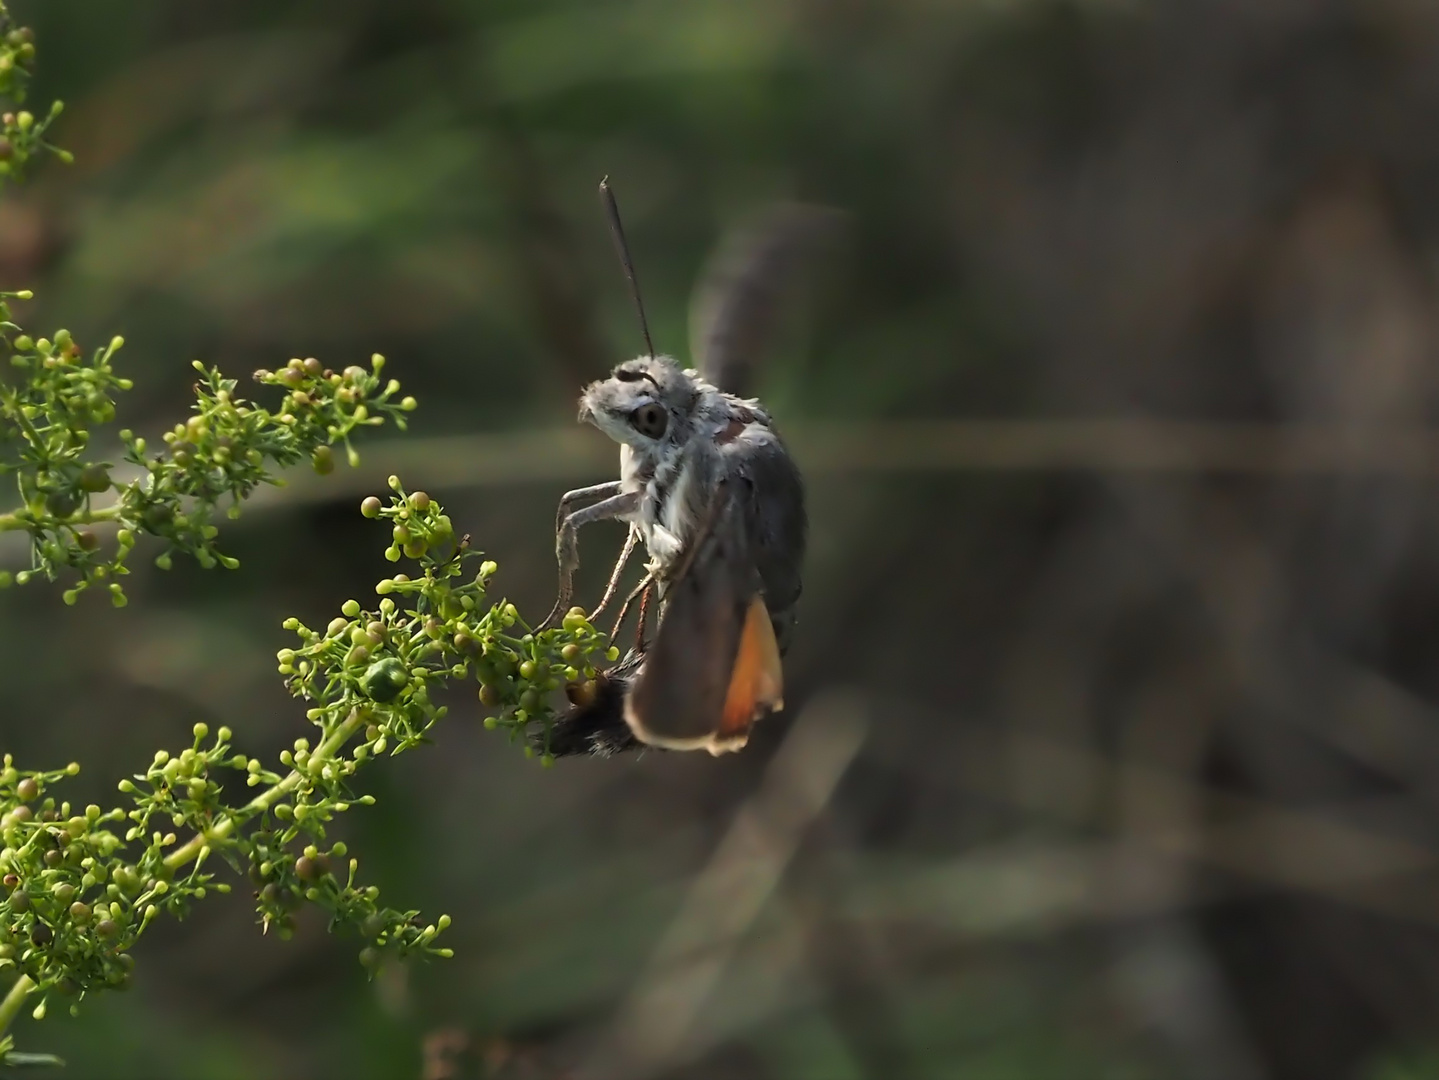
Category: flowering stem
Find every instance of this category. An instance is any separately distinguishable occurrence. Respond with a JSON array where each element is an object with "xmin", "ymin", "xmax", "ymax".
[
  {"xmin": 0, "ymin": 502, "xmax": 122, "ymax": 532},
  {"xmin": 0, "ymin": 975, "xmax": 35, "ymax": 1041},
  {"xmin": 162, "ymin": 707, "xmax": 368, "ymax": 873}
]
